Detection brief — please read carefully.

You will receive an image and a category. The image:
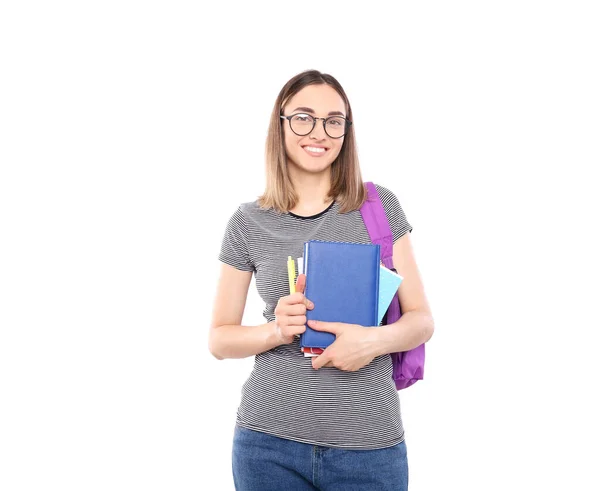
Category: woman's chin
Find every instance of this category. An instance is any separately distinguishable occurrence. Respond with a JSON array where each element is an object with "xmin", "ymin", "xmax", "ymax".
[{"xmin": 294, "ymin": 159, "xmax": 332, "ymax": 174}]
